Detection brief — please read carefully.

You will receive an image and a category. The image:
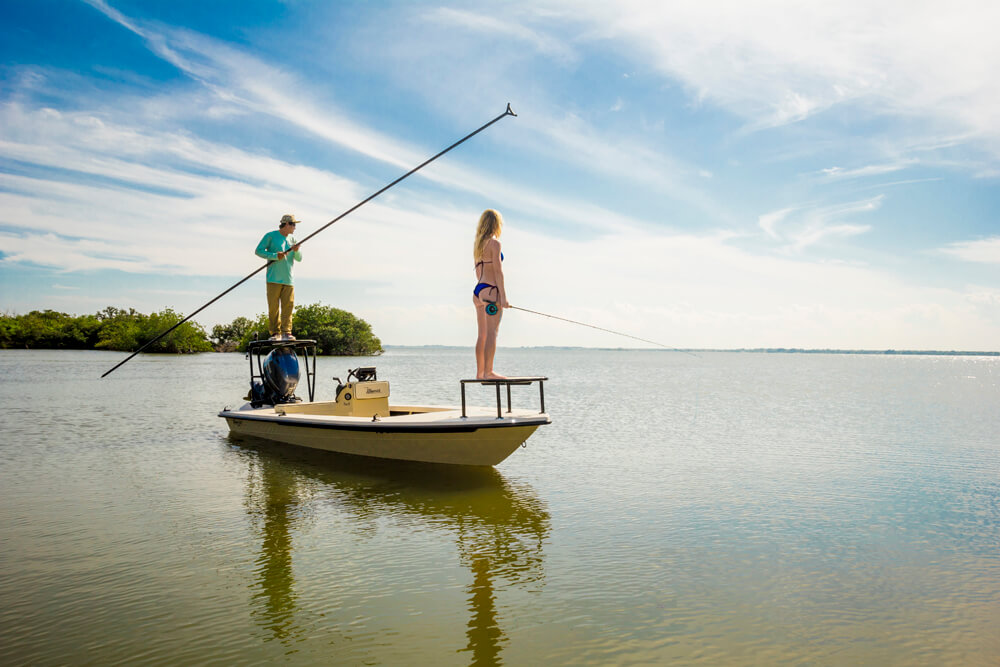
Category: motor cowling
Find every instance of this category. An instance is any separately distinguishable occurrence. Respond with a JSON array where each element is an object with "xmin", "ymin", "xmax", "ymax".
[{"xmin": 259, "ymin": 347, "xmax": 300, "ymax": 404}]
